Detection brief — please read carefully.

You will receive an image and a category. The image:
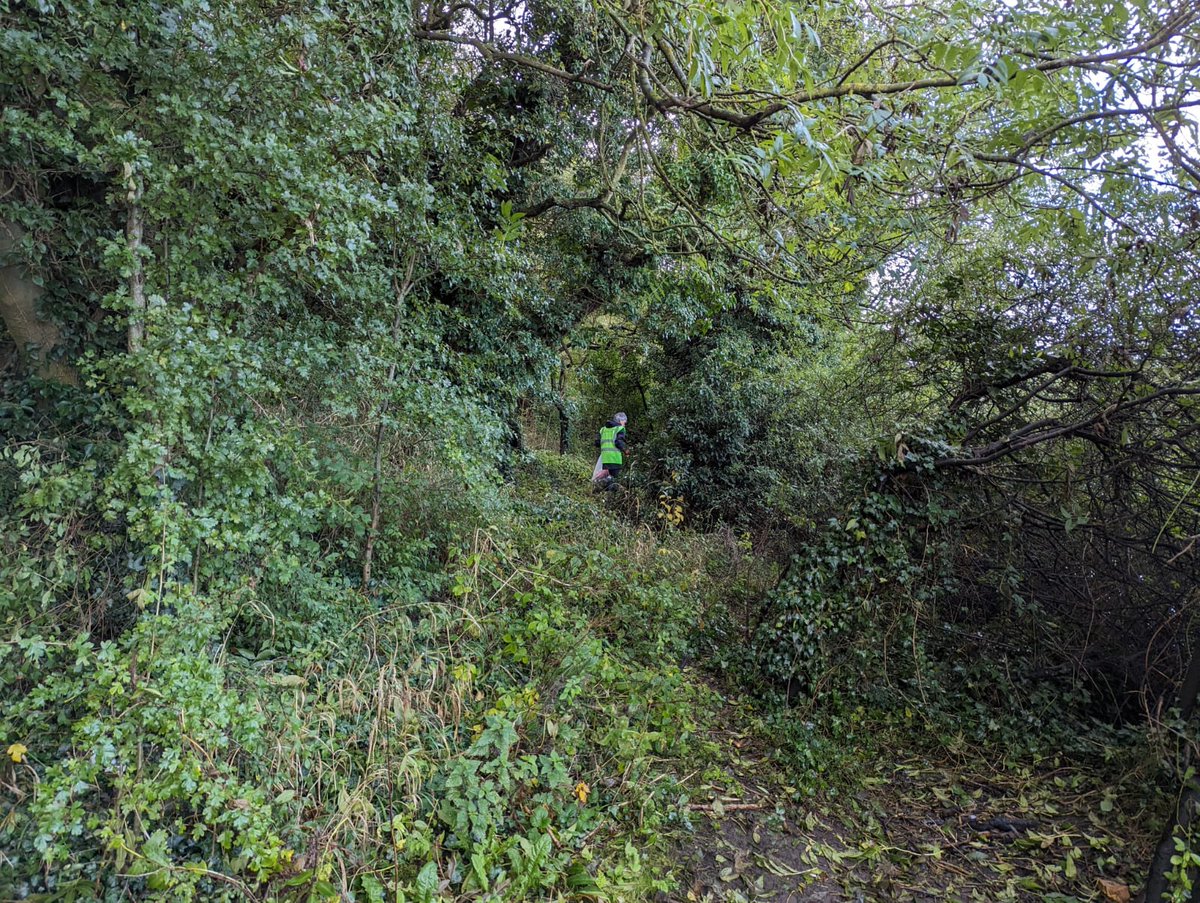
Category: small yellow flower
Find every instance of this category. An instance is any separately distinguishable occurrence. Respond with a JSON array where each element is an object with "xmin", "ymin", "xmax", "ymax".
[
  {"xmin": 574, "ymin": 781, "xmax": 589, "ymax": 805},
  {"xmin": 8, "ymin": 743, "xmax": 28, "ymax": 763}
]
